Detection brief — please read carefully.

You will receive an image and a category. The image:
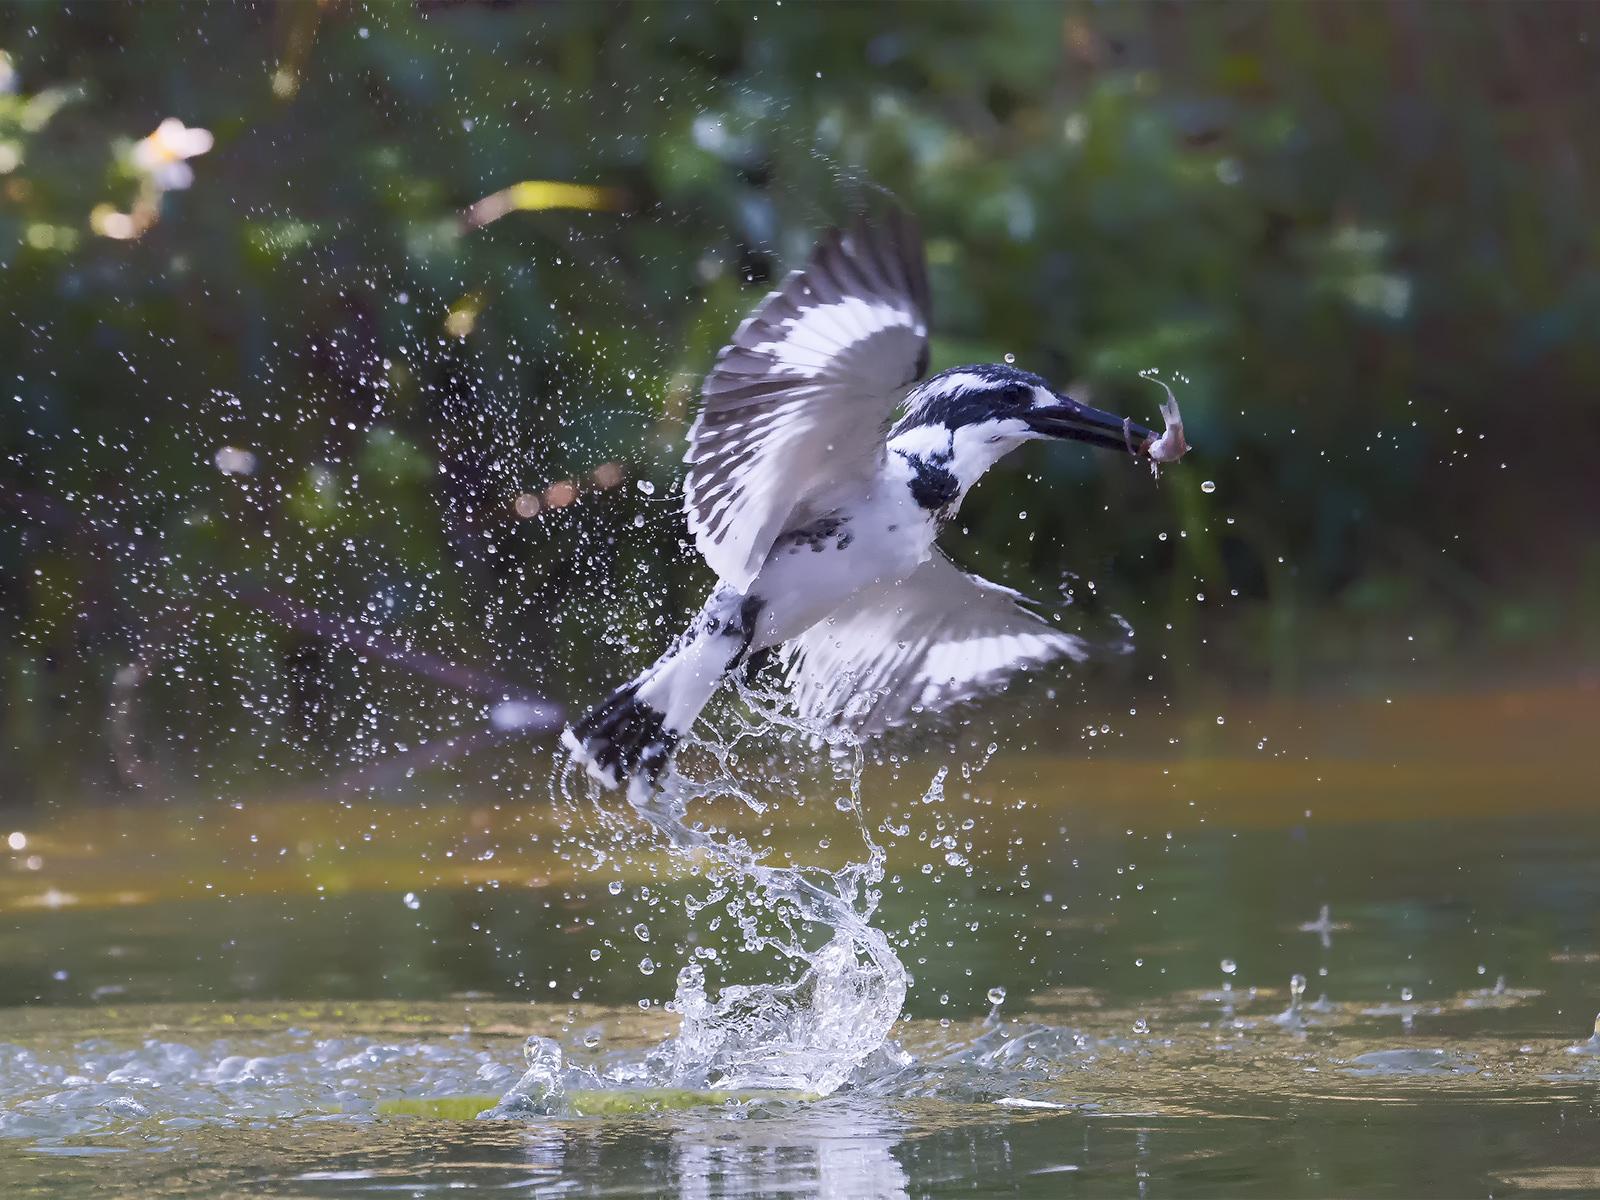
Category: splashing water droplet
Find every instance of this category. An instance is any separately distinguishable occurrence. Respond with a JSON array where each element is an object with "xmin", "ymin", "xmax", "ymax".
[
  {"xmin": 553, "ymin": 674, "xmax": 911, "ymax": 1097},
  {"xmin": 1003, "ymin": 352, "xmax": 1016, "ymax": 364},
  {"xmin": 1220, "ymin": 958, "xmax": 1238, "ymax": 976},
  {"xmin": 1201, "ymin": 480, "xmax": 1216, "ymax": 494},
  {"xmin": 483, "ymin": 1036, "xmax": 565, "ymax": 1117},
  {"xmin": 987, "ymin": 986, "xmax": 1007, "ymax": 1007},
  {"xmin": 402, "ymin": 892, "xmax": 420, "ymax": 910},
  {"xmin": 1273, "ymin": 972, "xmax": 1311, "ymax": 1028}
]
